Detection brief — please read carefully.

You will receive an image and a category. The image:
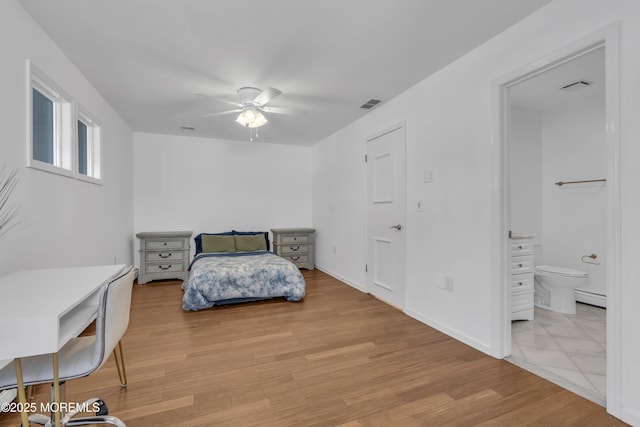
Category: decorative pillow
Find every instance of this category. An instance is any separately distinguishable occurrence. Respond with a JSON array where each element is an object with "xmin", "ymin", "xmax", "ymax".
[
  {"xmin": 232, "ymin": 230, "xmax": 270, "ymax": 251},
  {"xmin": 201, "ymin": 234, "xmax": 236, "ymax": 253},
  {"xmin": 234, "ymin": 234, "xmax": 268, "ymax": 252},
  {"xmin": 194, "ymin": 231, "xmax": 234, "ymax": 254}
]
